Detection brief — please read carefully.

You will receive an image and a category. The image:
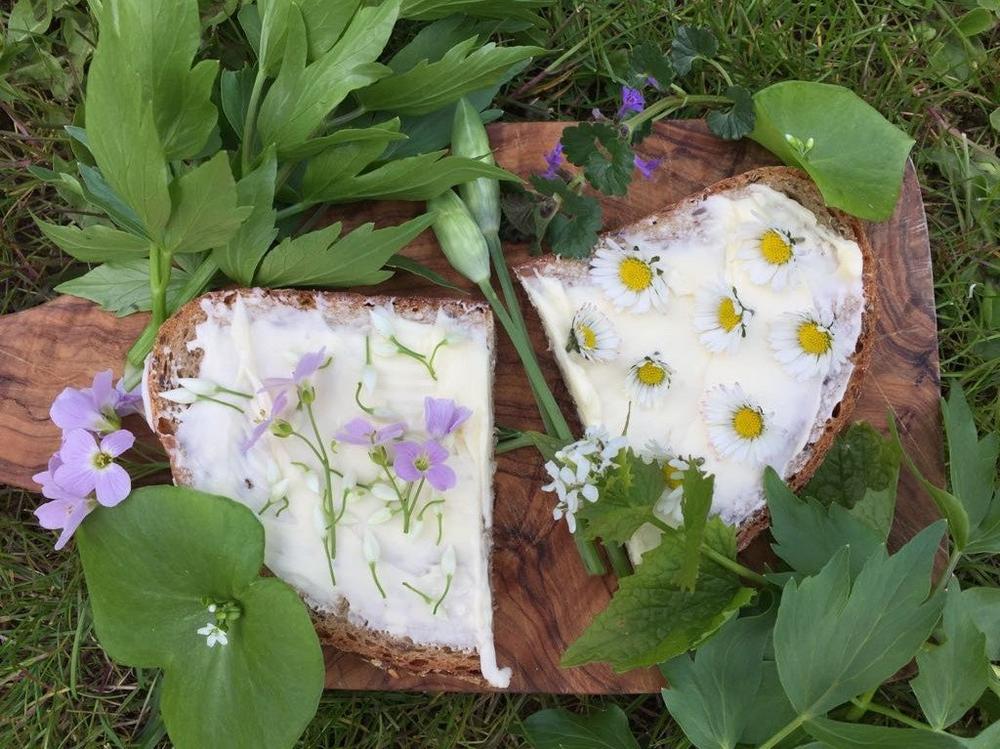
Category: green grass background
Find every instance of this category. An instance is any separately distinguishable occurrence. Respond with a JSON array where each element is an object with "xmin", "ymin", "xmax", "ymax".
[{"xmin": 1, "ymin": 1, "xmax": 997, "ymax": 746}]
